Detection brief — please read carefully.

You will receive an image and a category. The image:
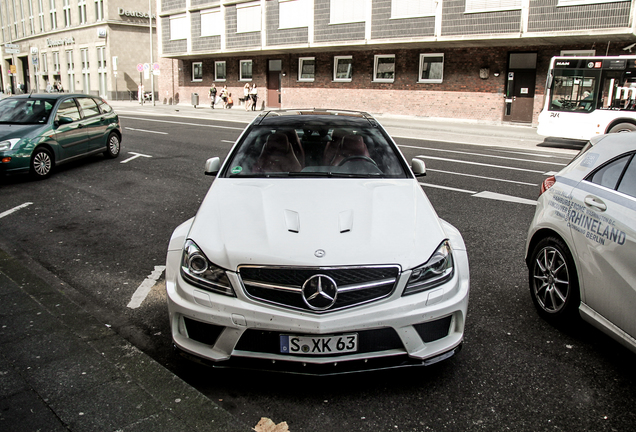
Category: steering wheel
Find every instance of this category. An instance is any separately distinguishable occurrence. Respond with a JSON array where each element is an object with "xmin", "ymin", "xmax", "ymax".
[{"xmin": 337, "ymin": 156, "xmax": 378, "ymax": 167}]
